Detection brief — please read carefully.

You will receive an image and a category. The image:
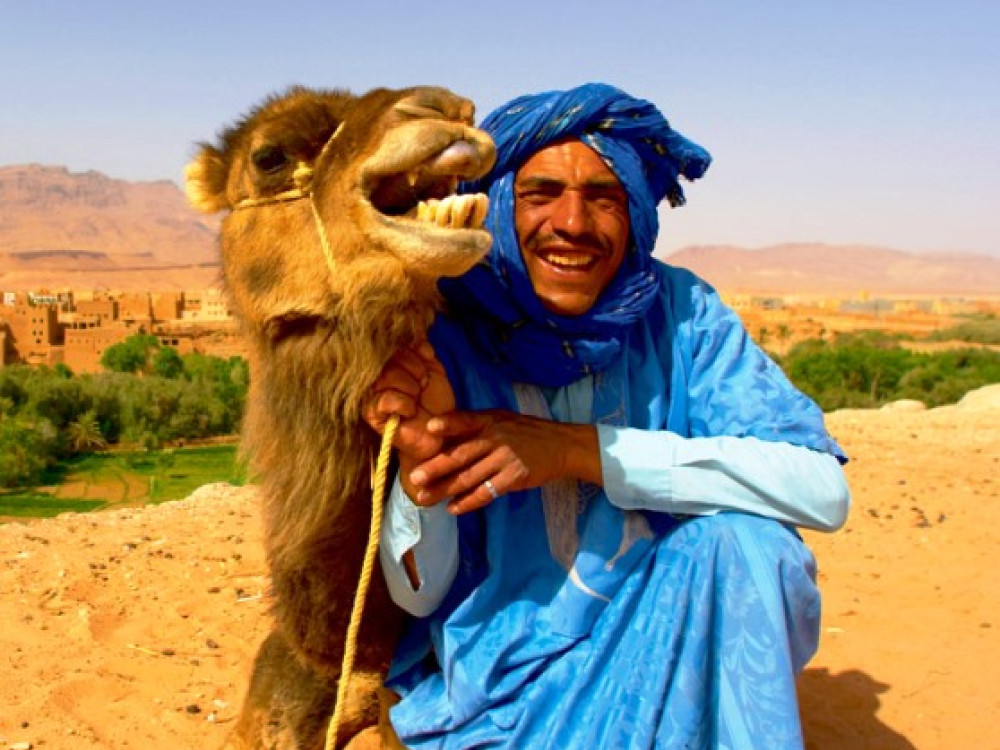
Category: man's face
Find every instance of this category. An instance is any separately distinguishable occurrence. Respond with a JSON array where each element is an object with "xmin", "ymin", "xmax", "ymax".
[{"xmin": 514, "ymin": 139, "xmax": 630, "ymax": 317}]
